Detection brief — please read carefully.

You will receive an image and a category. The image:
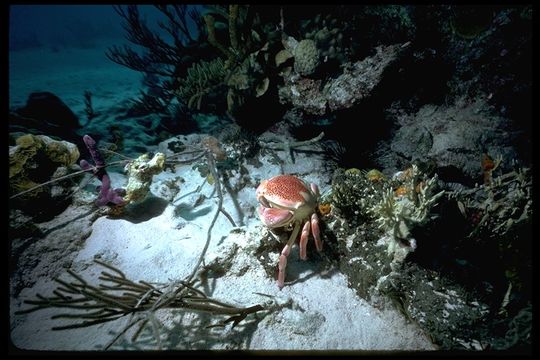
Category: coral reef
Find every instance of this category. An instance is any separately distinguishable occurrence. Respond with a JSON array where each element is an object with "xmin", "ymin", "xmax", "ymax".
[
  {"xmin": 8, "ymin": 4, "xmax": 532, "ymax": 352},
  {"xmin": 374, "ymin": 97, "xmax": 521, "ymax": 184},
  {"xmin": 368, "ymin": 165, "xmax": 444, "ymax": 266},
  {"xmin": 279, "ymin": 42, "xmax": 410, "ymax": 115}
]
